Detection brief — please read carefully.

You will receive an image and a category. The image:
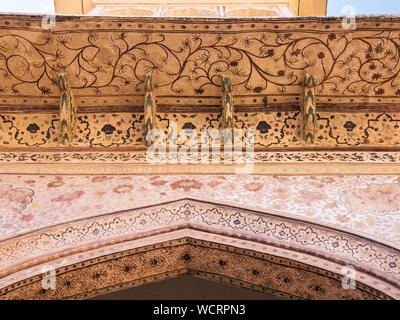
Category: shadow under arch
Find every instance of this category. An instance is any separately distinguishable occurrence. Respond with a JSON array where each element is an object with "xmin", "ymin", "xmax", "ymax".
[{"xmin": 0, "ymin": 199, "xmax": 398, "ymax": 300}]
